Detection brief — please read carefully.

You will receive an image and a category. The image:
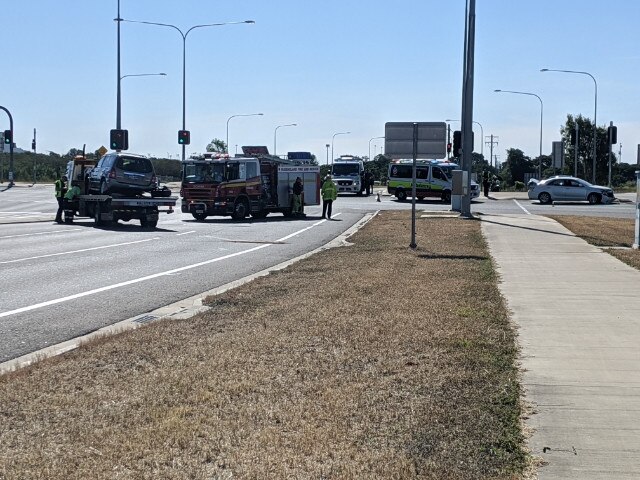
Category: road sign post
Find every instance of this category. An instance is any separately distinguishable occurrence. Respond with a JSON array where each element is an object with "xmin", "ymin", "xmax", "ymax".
[
  {"xmin": 634, "ymin": 170, "xmax": 640, "ymax": 250},
  {"xmin": 385, "ymin": 121, "xmax": 447, "ymax": 250}
]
